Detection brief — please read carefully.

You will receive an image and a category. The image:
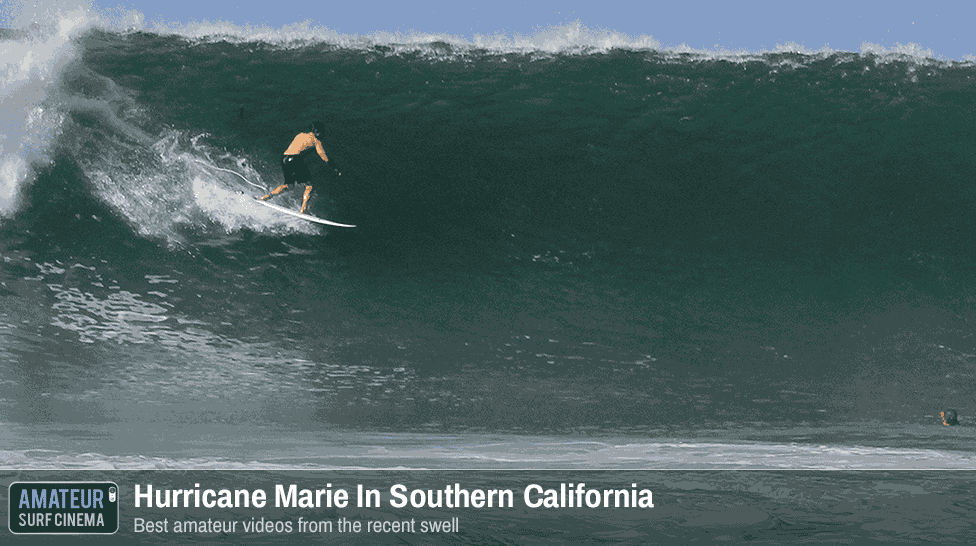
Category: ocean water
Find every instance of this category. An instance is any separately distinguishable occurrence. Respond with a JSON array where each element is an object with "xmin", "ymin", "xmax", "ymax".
[{"xmin": 3, "ymin": 3, "xmax": 976, "ymax": 477}]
